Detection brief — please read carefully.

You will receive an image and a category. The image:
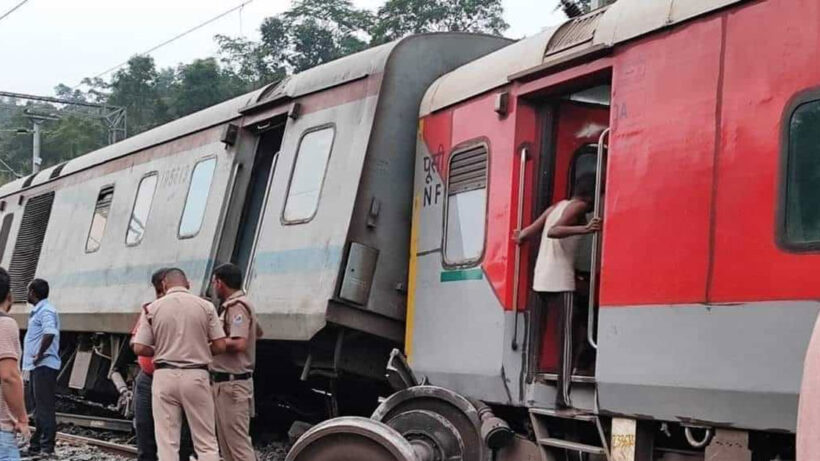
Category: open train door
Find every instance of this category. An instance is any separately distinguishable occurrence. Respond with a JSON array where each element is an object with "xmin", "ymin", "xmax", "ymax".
[
  {"xmin": 514, "ymin": 69, "xmax": 613, "ymax": 410},
  {"xmin": 529, "ymin": 96, "xmax": 609, "ymax": 383}
]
